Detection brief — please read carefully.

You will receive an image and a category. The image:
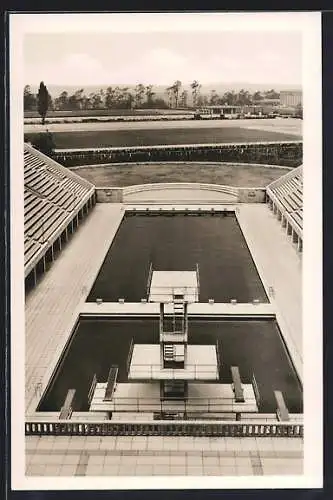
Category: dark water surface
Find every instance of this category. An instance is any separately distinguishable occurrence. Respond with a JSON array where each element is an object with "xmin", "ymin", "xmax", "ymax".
[
  {"xmin": 87, "ymin": 213, "xmax": 268, "ymax": 303},
  {"xmin": 39, "ymin": 317, "xmax": 302, "ymax": 414}
]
